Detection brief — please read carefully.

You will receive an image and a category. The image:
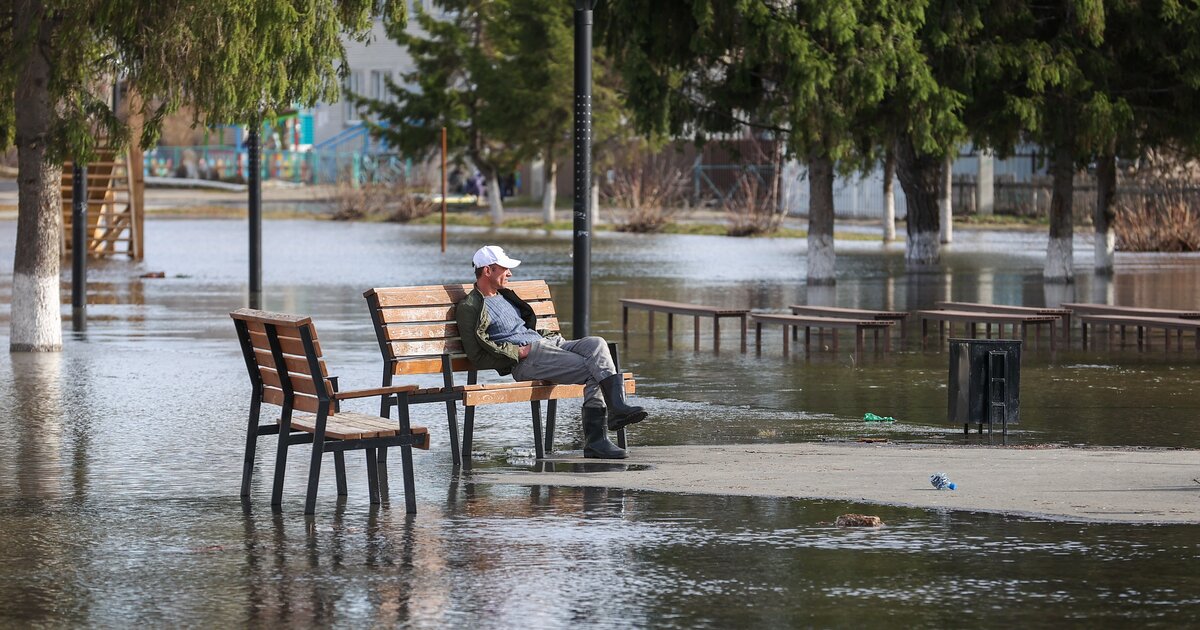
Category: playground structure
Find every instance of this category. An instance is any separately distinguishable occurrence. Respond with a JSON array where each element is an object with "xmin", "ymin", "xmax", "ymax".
[{"xmin": 61, "ymin": 145, "xmax": 145, "ymax": 260}]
